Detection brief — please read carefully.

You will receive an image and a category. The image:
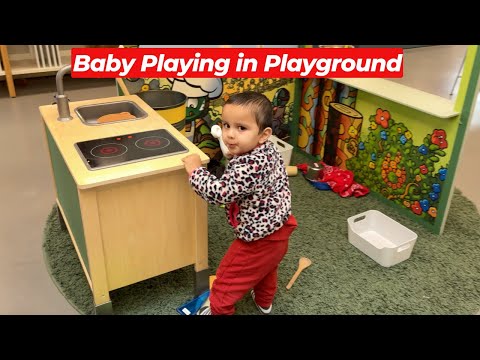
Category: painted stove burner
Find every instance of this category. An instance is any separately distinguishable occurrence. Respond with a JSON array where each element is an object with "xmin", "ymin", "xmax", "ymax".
[
  {"xmin": 135, "ymin": 136, "xmax": 170, "ymax": 150},
  {"xmin": 75, "ymin": 129, "xmax": 188, "ymax": 170},
  {"xmin": 91, "ymin": 143, "xmax": 128, "ymax": 158}
]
